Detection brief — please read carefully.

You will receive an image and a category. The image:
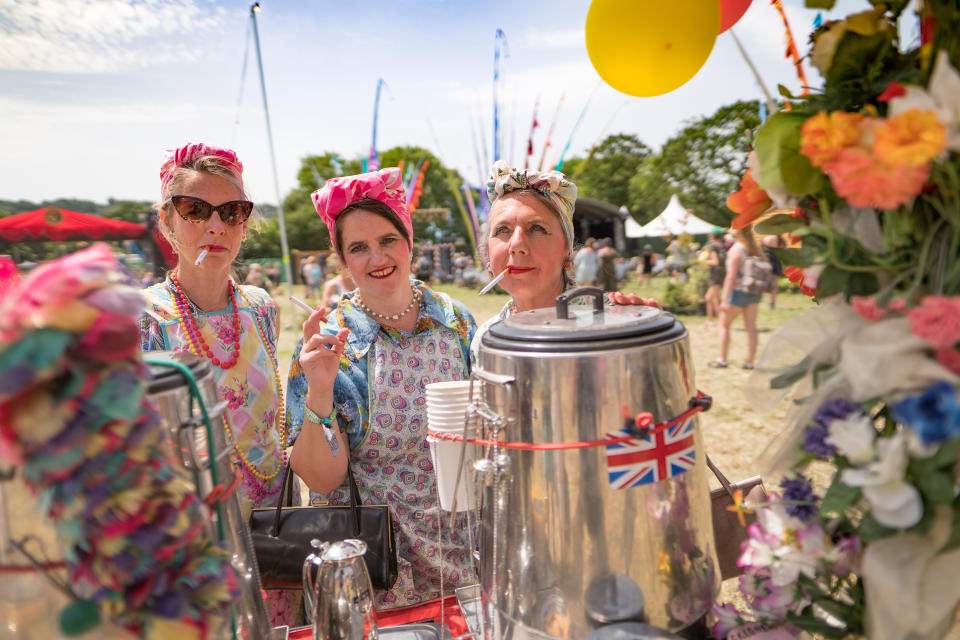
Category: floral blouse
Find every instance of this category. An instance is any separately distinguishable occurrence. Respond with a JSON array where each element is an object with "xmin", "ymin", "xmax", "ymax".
[{"xmin": 139, "ymin": 278, "xmax": 287, "ymax": 513}]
